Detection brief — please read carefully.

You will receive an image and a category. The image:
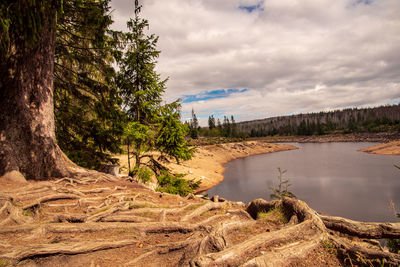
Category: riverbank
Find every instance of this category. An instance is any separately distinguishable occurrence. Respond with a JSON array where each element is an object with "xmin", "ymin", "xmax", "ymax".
[
  {"xmin": 115, "ymin": 141, "xmax": 297, "ymax": 192},
  {"xmin": 255, "ymin": 132, "xmax": 400, "ymax": 143},
  {"xmin": 359, "ymin": 140, "xmax": 400, "ymax": 155},
  {"xmin": 166, "ymin": 141, "xmax": 297, "ymax": 192}
]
